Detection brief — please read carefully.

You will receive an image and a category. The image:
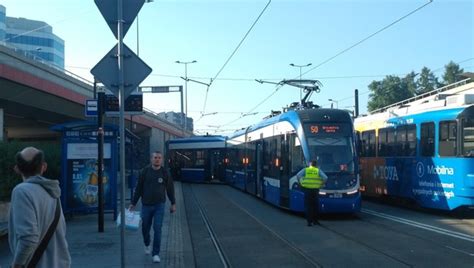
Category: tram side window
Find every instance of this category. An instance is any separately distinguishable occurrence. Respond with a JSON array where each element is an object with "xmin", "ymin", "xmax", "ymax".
[
  {"xmin": 378, "ymin": 127, "xmax": 395, "ymax": 156},
  {"xmin": 247, "ymin": 141, "xmax": 256, "ymax": 171},
  {"xmin": 290, "ymin": 134, "xmax": 305, "ymax": 173},
  {"xmin": 439, "ymin": 121, "xmax": 457, "ymax": 156},
  {"xmin": 181, "ymin": 150, "xmax": 194, "ymax": 168},
  {"xmin": 462, "ymin": 119, "xmax": 474, "ymax": 157},
  {"xmin": 406, "ymin": 125, "xmax": 417, "ymax": 156},
  {"xmin": 378, "ymin": 128, "xmax": 387, "ymax": 156},
  {"xmin": 396, "ymin": 125, "xmax": 417, "ymax": 156},
  {"xmin": 361, "ymin": 130, "xmax": 376, "ymax": 157},
  {"xmin": 195, "ymin": 150, "xmax": 205, "ymax": 167},
  {"xmin": 421, "ymin": 122, "xmax": 435, "ymax": 157}
]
